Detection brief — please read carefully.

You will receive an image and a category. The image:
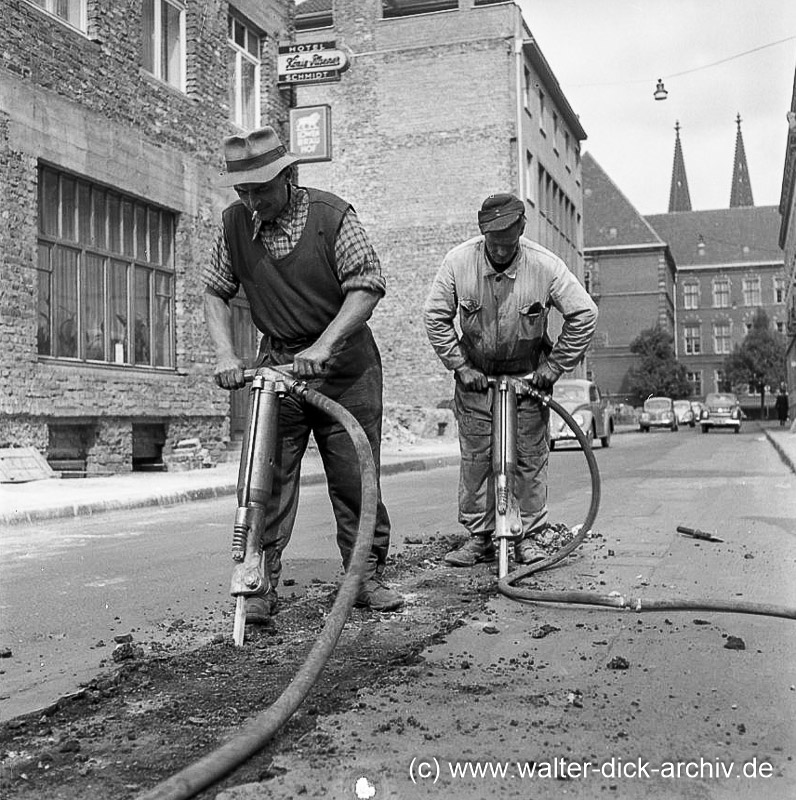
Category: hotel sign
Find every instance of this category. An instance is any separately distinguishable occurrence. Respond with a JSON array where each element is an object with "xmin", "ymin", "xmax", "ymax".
[{"xmin": 277, "ymin": 41, "xmax": 350, "ymax": 86}]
